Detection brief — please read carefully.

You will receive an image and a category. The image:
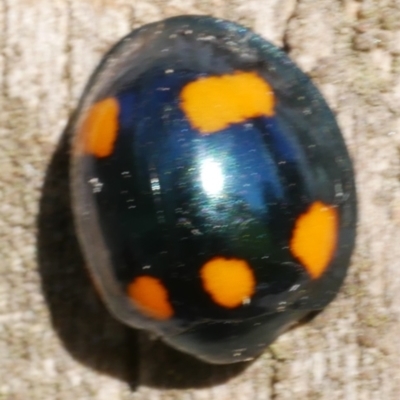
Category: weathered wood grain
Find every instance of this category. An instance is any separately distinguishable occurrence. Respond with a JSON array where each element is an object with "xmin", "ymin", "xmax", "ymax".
[{"xmin": 1, "ymin": 0, "xmax": 400, "ymax": 399}]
